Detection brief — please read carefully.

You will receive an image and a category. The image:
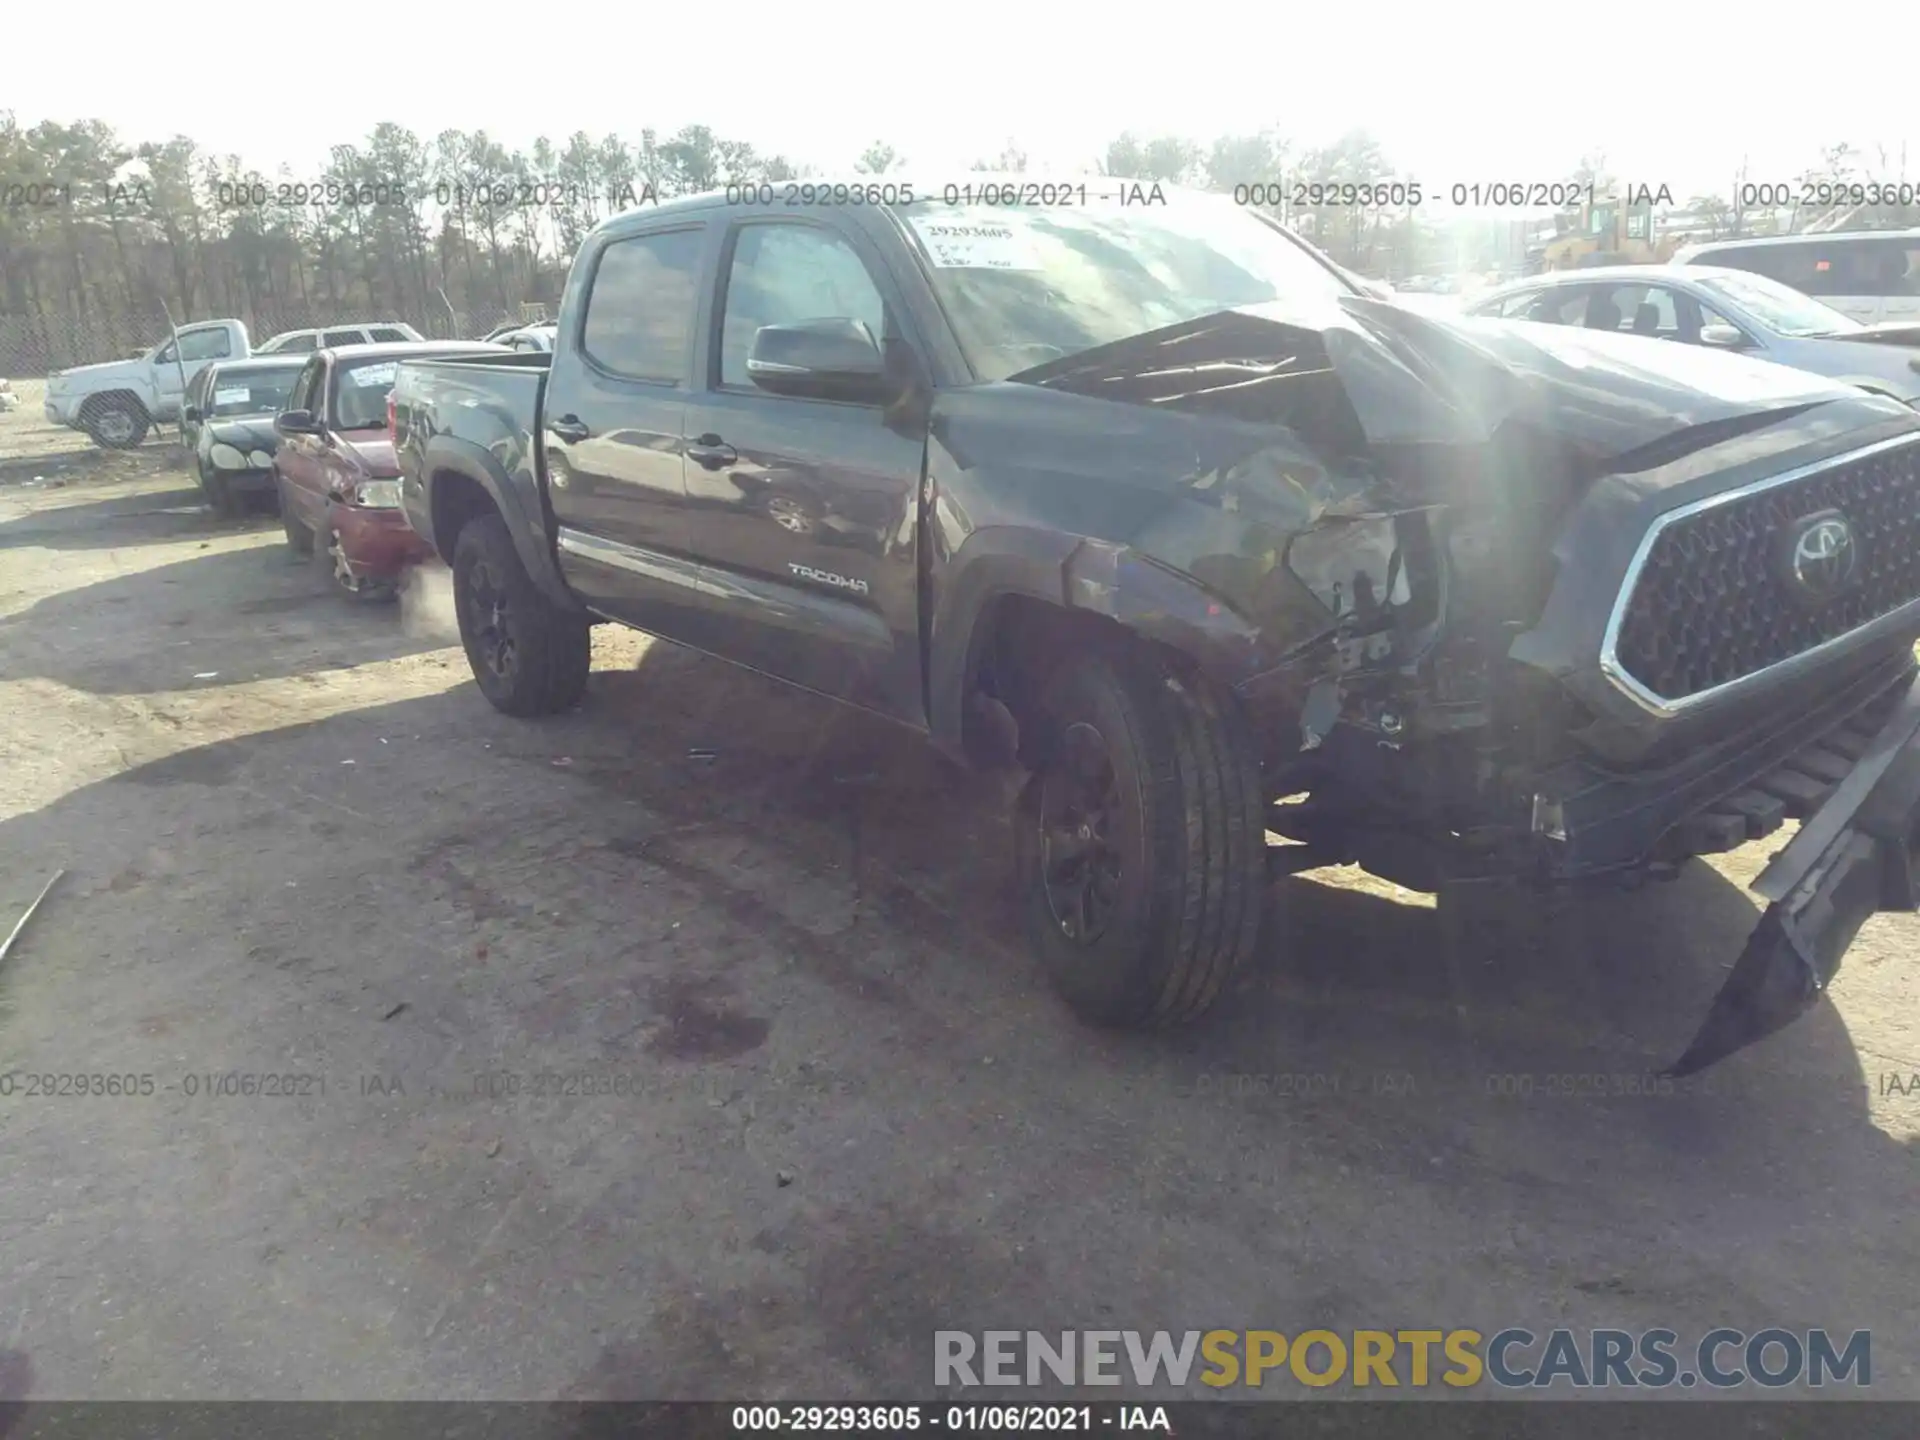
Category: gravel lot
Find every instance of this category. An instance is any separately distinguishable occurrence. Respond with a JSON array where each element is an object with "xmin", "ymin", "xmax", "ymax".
[{"xmin": 0, "ymin": 410, "xmax": 1915, "ymax": 1401}]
